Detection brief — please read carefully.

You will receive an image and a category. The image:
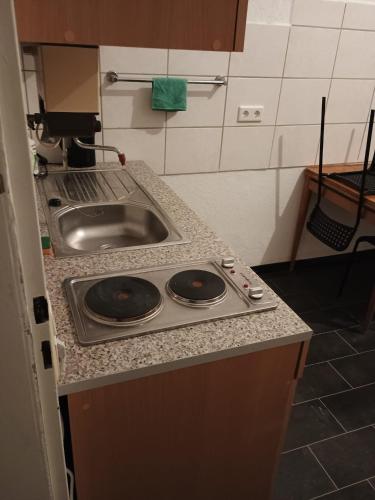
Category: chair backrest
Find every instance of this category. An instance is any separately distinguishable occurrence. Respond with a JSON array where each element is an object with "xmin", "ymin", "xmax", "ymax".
[
  {"xmin": 314, "ymin": 103, "xmax": 374, "ymax": 230},
  {"xmin": 307, "ymin": 101, "xmax": 375, "ymax": 251}
]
